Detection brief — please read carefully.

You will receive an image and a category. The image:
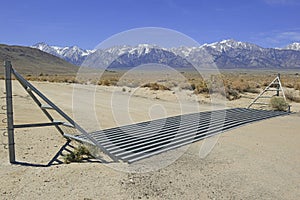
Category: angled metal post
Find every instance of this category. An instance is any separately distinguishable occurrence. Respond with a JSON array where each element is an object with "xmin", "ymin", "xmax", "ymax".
[
  {"xmin": 11, "ymin": 67, "xmax": 119, "ymax": 162},
  {"xmin": 4, "ymin": 61, "xmax": 15, "ymax": 163},
  {"xmin": 277, "ymin": 73, "xmax": 280, "ymax": 96},
  {"xmin": 247, "ymin": 73, "xmax": 288, "ymax": 109}
]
